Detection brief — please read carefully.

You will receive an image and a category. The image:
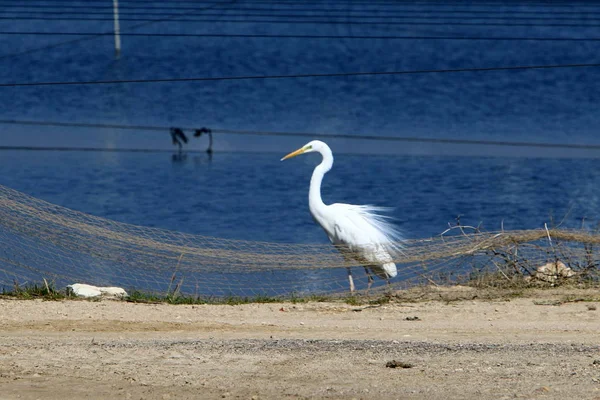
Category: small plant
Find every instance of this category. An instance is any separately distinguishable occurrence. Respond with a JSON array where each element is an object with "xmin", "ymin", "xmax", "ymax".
[
  {"xmin": 306, "ymin": 294, "xmax": 332, "ymax": 302},
  {"xmin": 221, "ymin": 294, "xmax": 282, "ymax": 305},
  {"xmin": 344, "ymin": 295, "xmax": 363, "ymax": 306},
  {"xmin": 368, "ymin": 293, "xmax": 392, "ymax": 305},
  {"xmin": 126, "ymin": 290, "xmax": 207, "ymax": 305},
  {"xmin": 2, "ymin": 279, "xmax": 65, "ymax": 300},
  {"xmin": 124, "ymin": 291, "xmax": 288, "ymax": 305}
]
